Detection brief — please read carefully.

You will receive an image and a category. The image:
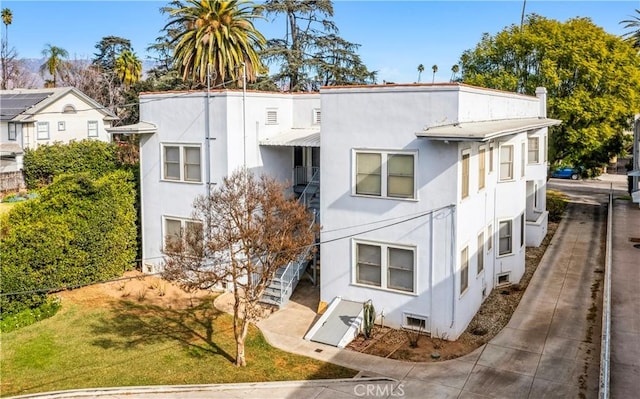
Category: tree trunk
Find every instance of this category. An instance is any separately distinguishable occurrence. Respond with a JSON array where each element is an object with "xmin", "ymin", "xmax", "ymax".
[{"xmin": 235, "ymin": 336, "xmax": 246, "ymax": 367}]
